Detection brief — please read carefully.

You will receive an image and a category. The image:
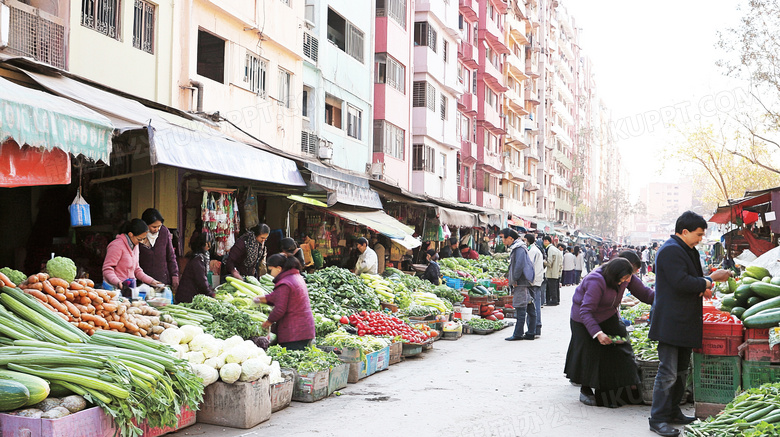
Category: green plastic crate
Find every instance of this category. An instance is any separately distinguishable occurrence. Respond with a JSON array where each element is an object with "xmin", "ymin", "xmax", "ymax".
[
  {"xmin": 742, "ymin": 360, "xmax": 780, "ymax": 390},
  {"xmin": 692, "ymin": 353, "xmax": 741, "ymax": 404}
]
